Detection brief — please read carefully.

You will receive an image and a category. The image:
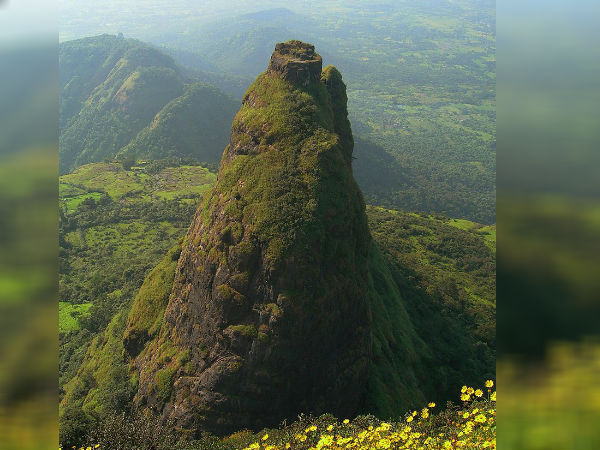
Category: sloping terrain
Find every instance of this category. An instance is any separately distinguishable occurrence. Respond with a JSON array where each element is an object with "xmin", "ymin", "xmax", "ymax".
[{"xmin": 59, "ymin": 35, "xmax": 238, "ymax": 173}]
